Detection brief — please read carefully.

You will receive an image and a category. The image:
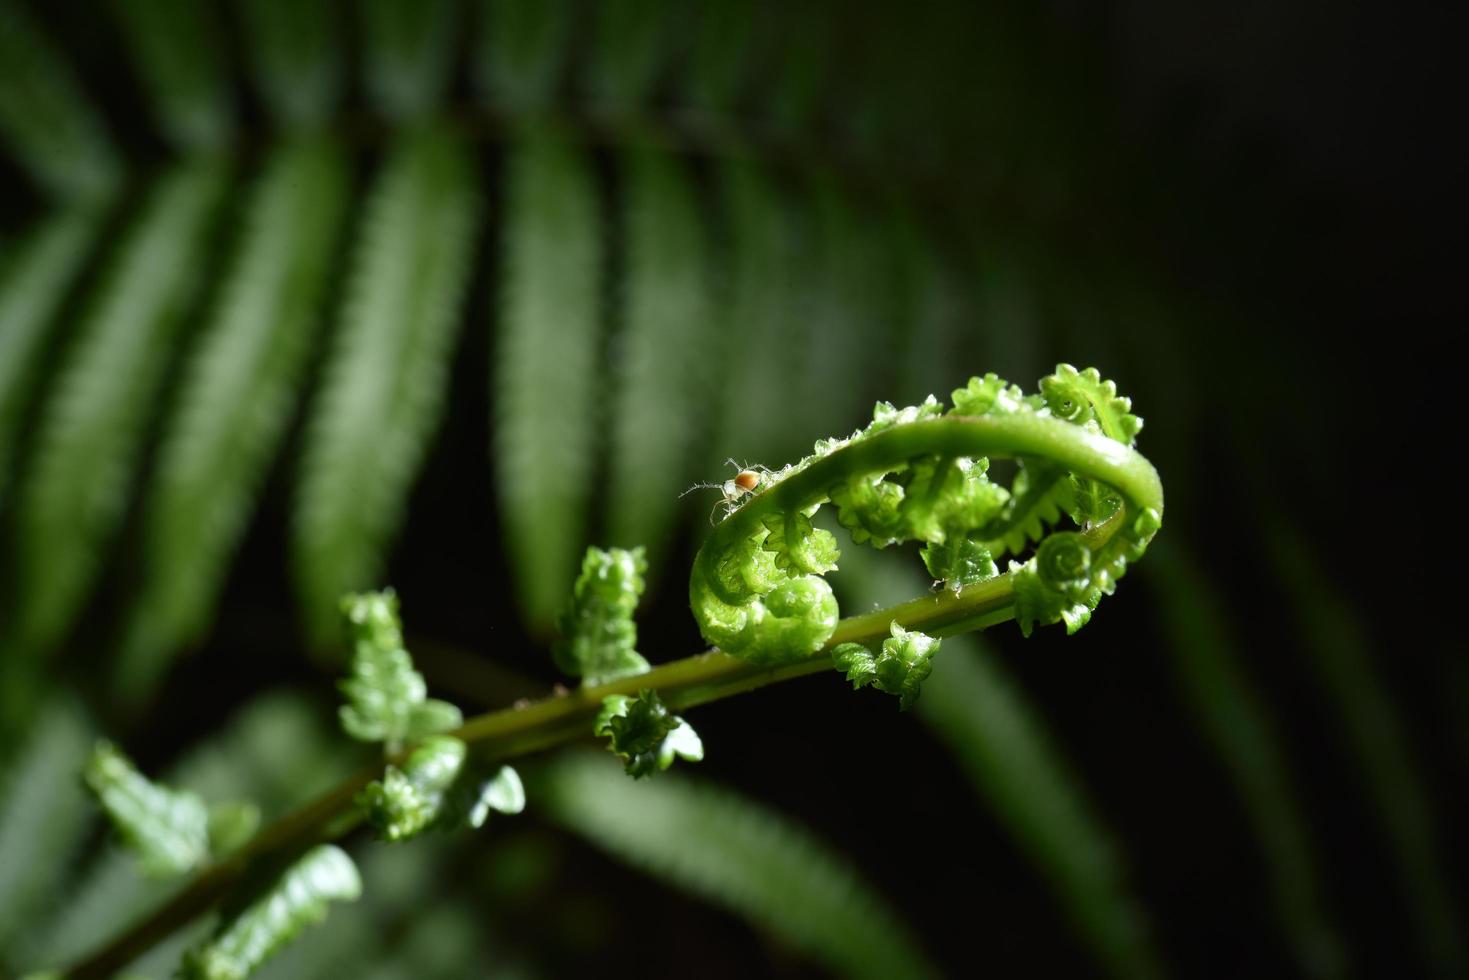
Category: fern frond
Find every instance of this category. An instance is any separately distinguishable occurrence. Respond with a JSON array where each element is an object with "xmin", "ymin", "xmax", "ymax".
[
  {"xmin": 0, "ymin": 204, "xmax": 109, "ymax": 510},
  {"xmin": 181, "ymin": 844, "xmax": 361, "ymax": 980},
  {"xmin": 361, "ymin": 0, "xmax": 458, "ymax": 119},
  {"xmin": 235, "ymin": 0, "xmax": 344, "ymax": 126},
  {"xmin": 294, "ymin": 125, "xmax": 481, "ymax": 648},
  {"xmin": 760, "ymin": 6, "xmax": 831, "ymax": 133},
  {"xmin": 586, "ymin": 0, "xmax": 670, "ymax": 111},
  {"xmin": 472, "ymin": 0, "xmax": 574, "ymax": 111},
  {"xmin": 919, "ymin": 640, "xmax": 1167, "ymax": 979},
  {"xmin": 1144, "ymin": 543, "xmax": 1346, "ymax": 978},
  {"xmin": 17, "ymin": 692, "xmax": 347, "ymax": 971},
  {"xmin": 493, "ymin": 126, "xmax": 602, "ymax": 632},
  {"xmin": 801, "ymin": 175, "xmax": 891, "ymax": 437},
  {"xmin": 0, "ymin": 3, "xmax": 119, "ymax": 197},
  {"xmin": 83, "ymin": 741, "xmax": 213, "ymax": 878},
  {"xmin": 1274, "ymin": 523, "xmax": 1465, "ymax": 973},
  {"xmin": 705, "ymin": 159, "xmax": 804, "ymax": 466},
  {"xmin": 107, "ymin": 0, "xmax": 234, "ymax": 150},
  {"xmin": 538, "ymin": 753, "xmax": 940, "ymax": 980},
  {"xmin": 683, "ymin": 0, "xmax": 753, "ymax": 113},
  {"xmin": 117, "ymin": 136, "xmax": 351, "ymax": 701},
  {"xmin": 0, "ymin": 698, "xmax": 94, "ymax": 963},
  {"xmin": 605, "ymin": 144, "xmax": 715, "ymax": 568},
  {"xmin": 7, "ymin": 160, "xmax": 229, "ymax": 664}
]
